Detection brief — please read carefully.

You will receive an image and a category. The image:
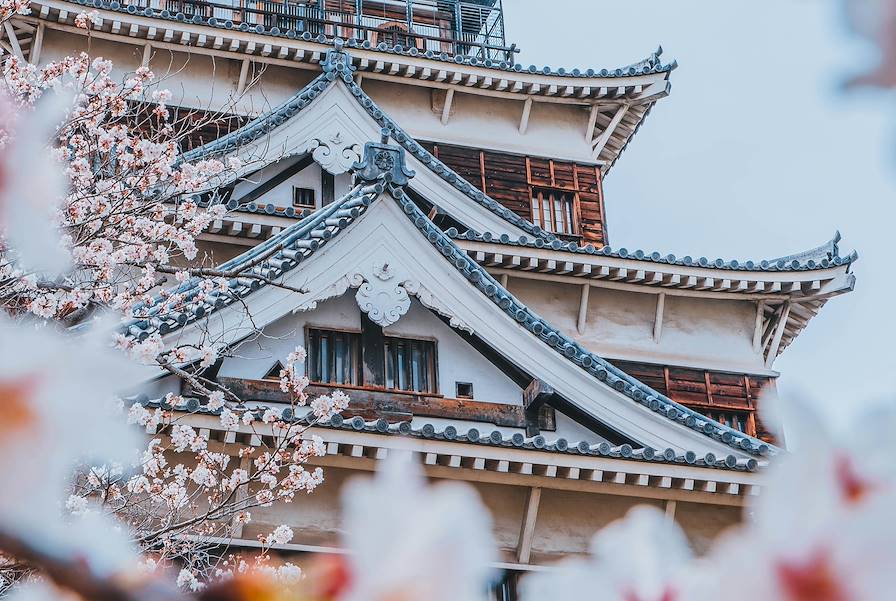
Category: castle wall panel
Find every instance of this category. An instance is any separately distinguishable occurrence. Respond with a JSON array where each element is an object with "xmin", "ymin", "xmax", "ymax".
[{"xmin": 422, "ymin": 142, "xmax": 606, "ymax": 244}]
